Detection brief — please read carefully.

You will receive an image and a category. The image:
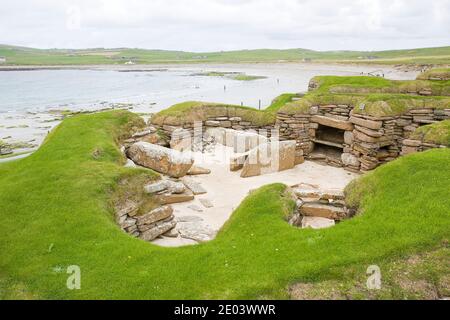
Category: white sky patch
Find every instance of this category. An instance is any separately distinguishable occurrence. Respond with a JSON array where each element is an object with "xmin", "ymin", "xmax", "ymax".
[{"xmin": 0, "ymin": 0, "xmax": 448, "ymax": 51}]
